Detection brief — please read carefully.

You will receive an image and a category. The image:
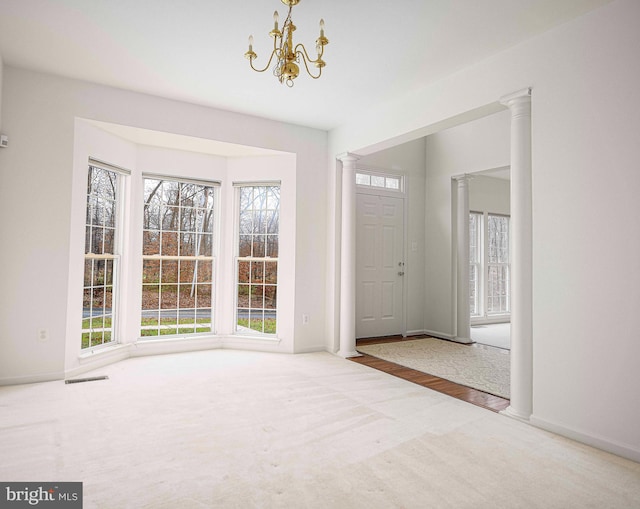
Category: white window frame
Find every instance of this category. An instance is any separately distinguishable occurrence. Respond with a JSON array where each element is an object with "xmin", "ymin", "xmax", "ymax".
[
  {"xmin": 234, "ymin": 182, "xmax": 280, "ymax": 336},
  {"xmin": 470, "ymin": 211, "xmax": 511, "ymax": 323},
  {"xmin": 81, "ymin": 160, "xmax": 128, "ymax": 350},
  {"xmin": 469, "ymin": 211, "xmax": 483, "ymax": 318},
  {"xmin": 355, "ymin": 170, "xmax": 404, "ymax": 193},
  {"xmin": 140, "ymin": 174, "xmax": 220, "ymax": 339},
  {"xmin": 486, "ymin": 213, "xmax": 511, "ymax": 316}
]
